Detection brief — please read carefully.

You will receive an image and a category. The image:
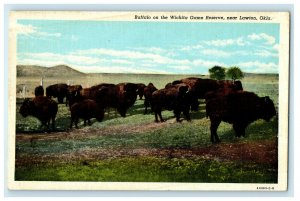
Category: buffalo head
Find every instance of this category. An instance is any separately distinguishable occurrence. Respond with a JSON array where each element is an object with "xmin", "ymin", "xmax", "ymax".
[
  {"xmin": 19, "ymin": 98, "xmax": 34, "ymax": 117},
  {"xmin": 261, "ymin": 96, "xmax": 276, "ymax": 122},
  {"xmin": 34, "ymin": 86, "xmax": 44, "ymax": 97},
  {"xmin": 234, "ymin": 80, "xmax": 243, "ymax": 91}
]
